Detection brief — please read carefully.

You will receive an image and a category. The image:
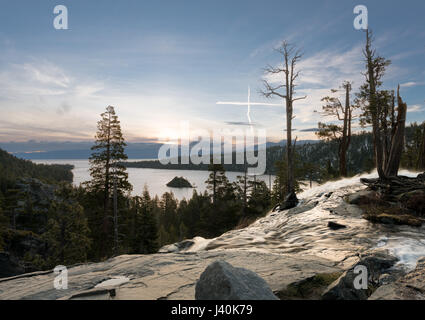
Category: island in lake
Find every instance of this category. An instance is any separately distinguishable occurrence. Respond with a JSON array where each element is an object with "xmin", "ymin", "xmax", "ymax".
[{"xmin": 166, "ymin": 176, "xmax": 193, "ymax": 188}]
